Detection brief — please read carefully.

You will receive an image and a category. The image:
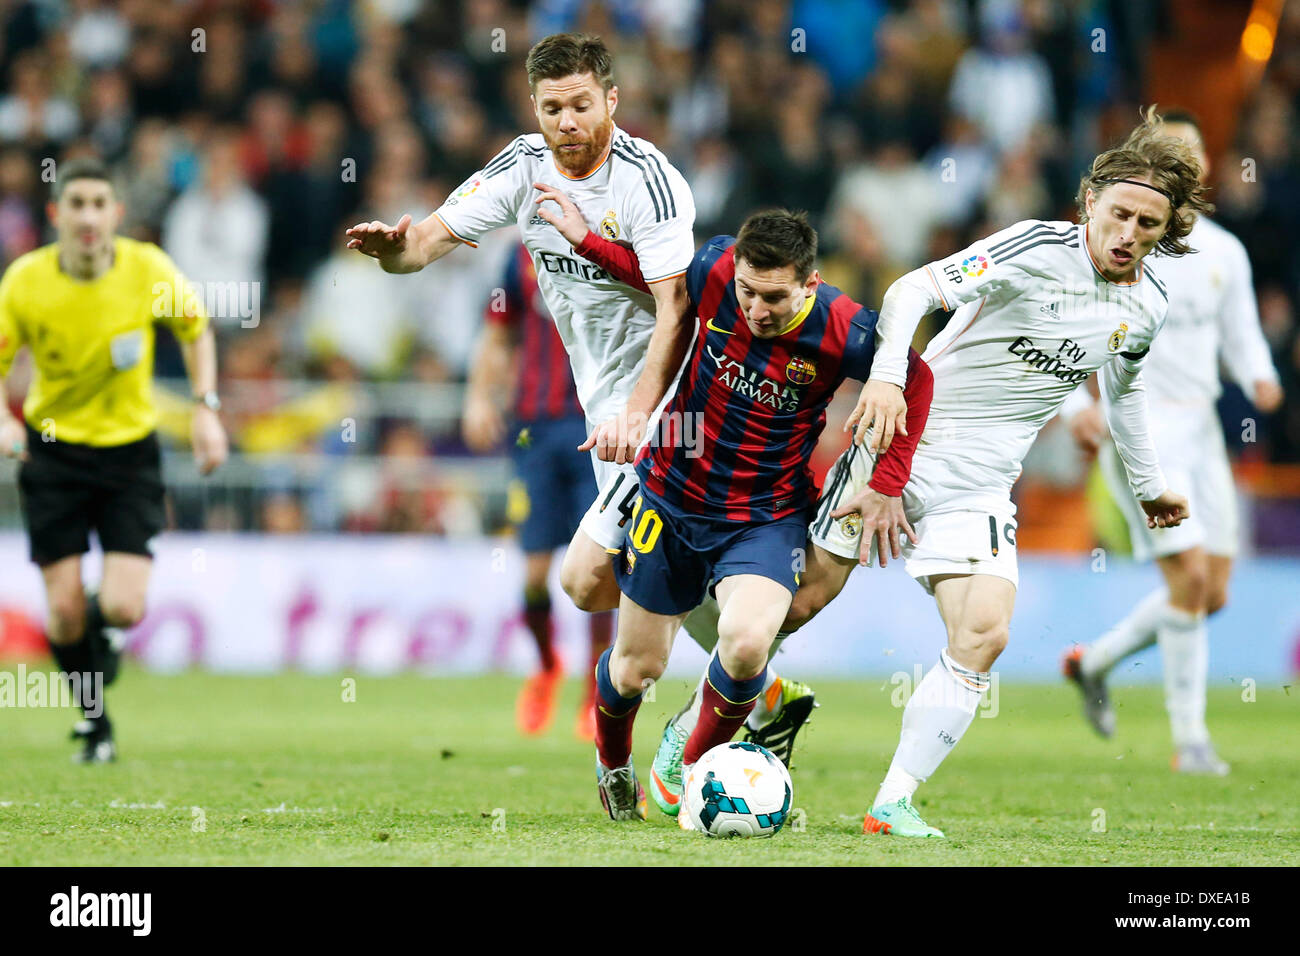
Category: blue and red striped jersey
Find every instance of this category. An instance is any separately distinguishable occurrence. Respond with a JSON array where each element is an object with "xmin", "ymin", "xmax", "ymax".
[
  {"xmin": 641, "ymin": 236, "xmax": 876, "ymax": 521},
  {"xmin": 485, "ymin": 244, "xmax": 585, "ymax": 422}
]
